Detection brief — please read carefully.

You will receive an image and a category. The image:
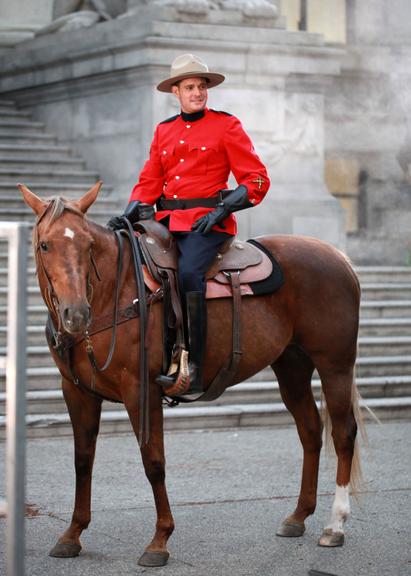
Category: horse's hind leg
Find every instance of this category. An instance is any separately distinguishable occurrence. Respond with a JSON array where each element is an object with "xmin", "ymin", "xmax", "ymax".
[
  {"xmin": 123, "ymin": 386, "xmax": 174, "ymax": 567},
  {"xmin": 49, "ymin": 378, "xmax": 102, "ymax": 558},
  {"xmin": 316, "ymin": 364, "xmax": 358, "ymax": 547},
  {"xmin": 272, "ymin": 345, "xmax": 322, "ymax": 538}
]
